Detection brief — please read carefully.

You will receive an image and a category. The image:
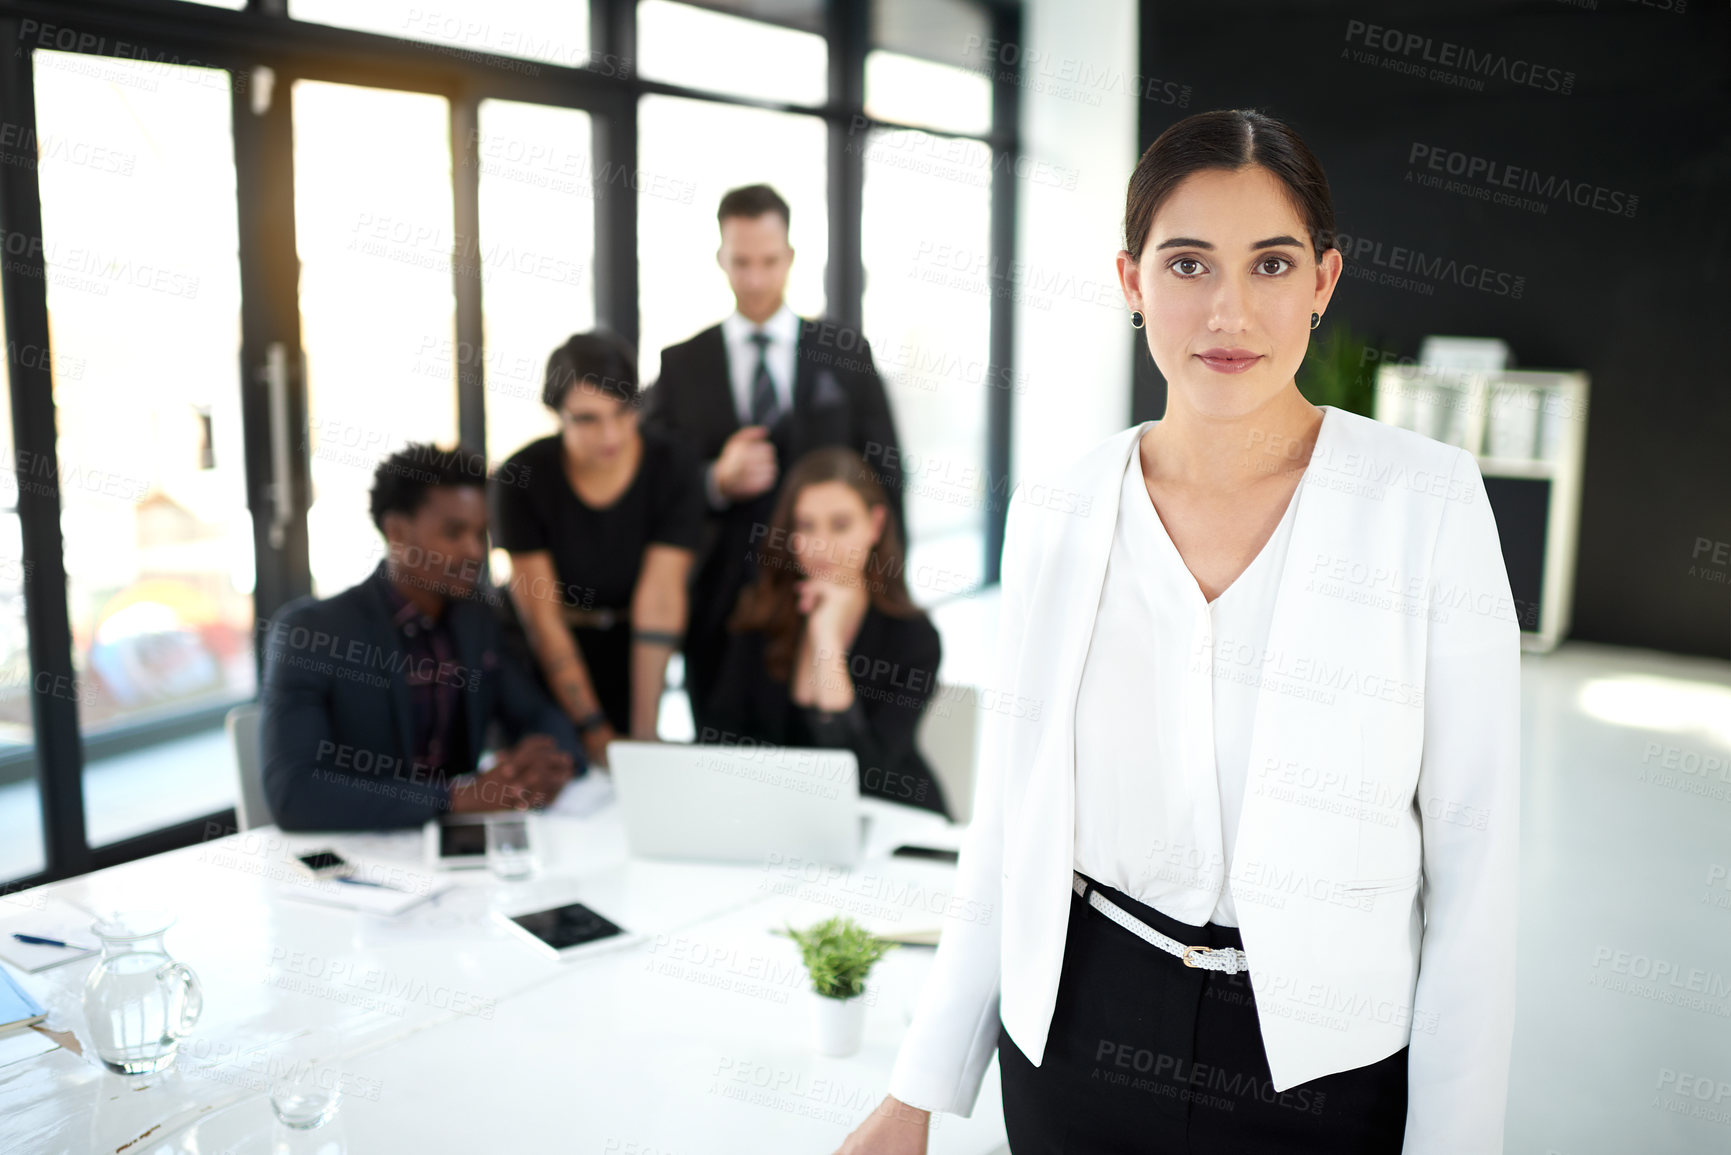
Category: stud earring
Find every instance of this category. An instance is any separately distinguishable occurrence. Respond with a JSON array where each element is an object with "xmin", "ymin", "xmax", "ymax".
[
  {"xmin": 1130, "ymin": 309, "xmax": 1145, "ymax": 329},
  {"xmin": 1309, "ymin": 312, "xmax": 1321, "ymax": 330}
]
